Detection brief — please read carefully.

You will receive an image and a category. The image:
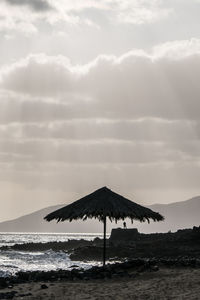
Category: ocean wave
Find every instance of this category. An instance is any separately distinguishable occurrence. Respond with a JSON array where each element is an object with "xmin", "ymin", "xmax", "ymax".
[{"xmin": 0, "ymin": 249, "xmax": 98, "ymax": 277}]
